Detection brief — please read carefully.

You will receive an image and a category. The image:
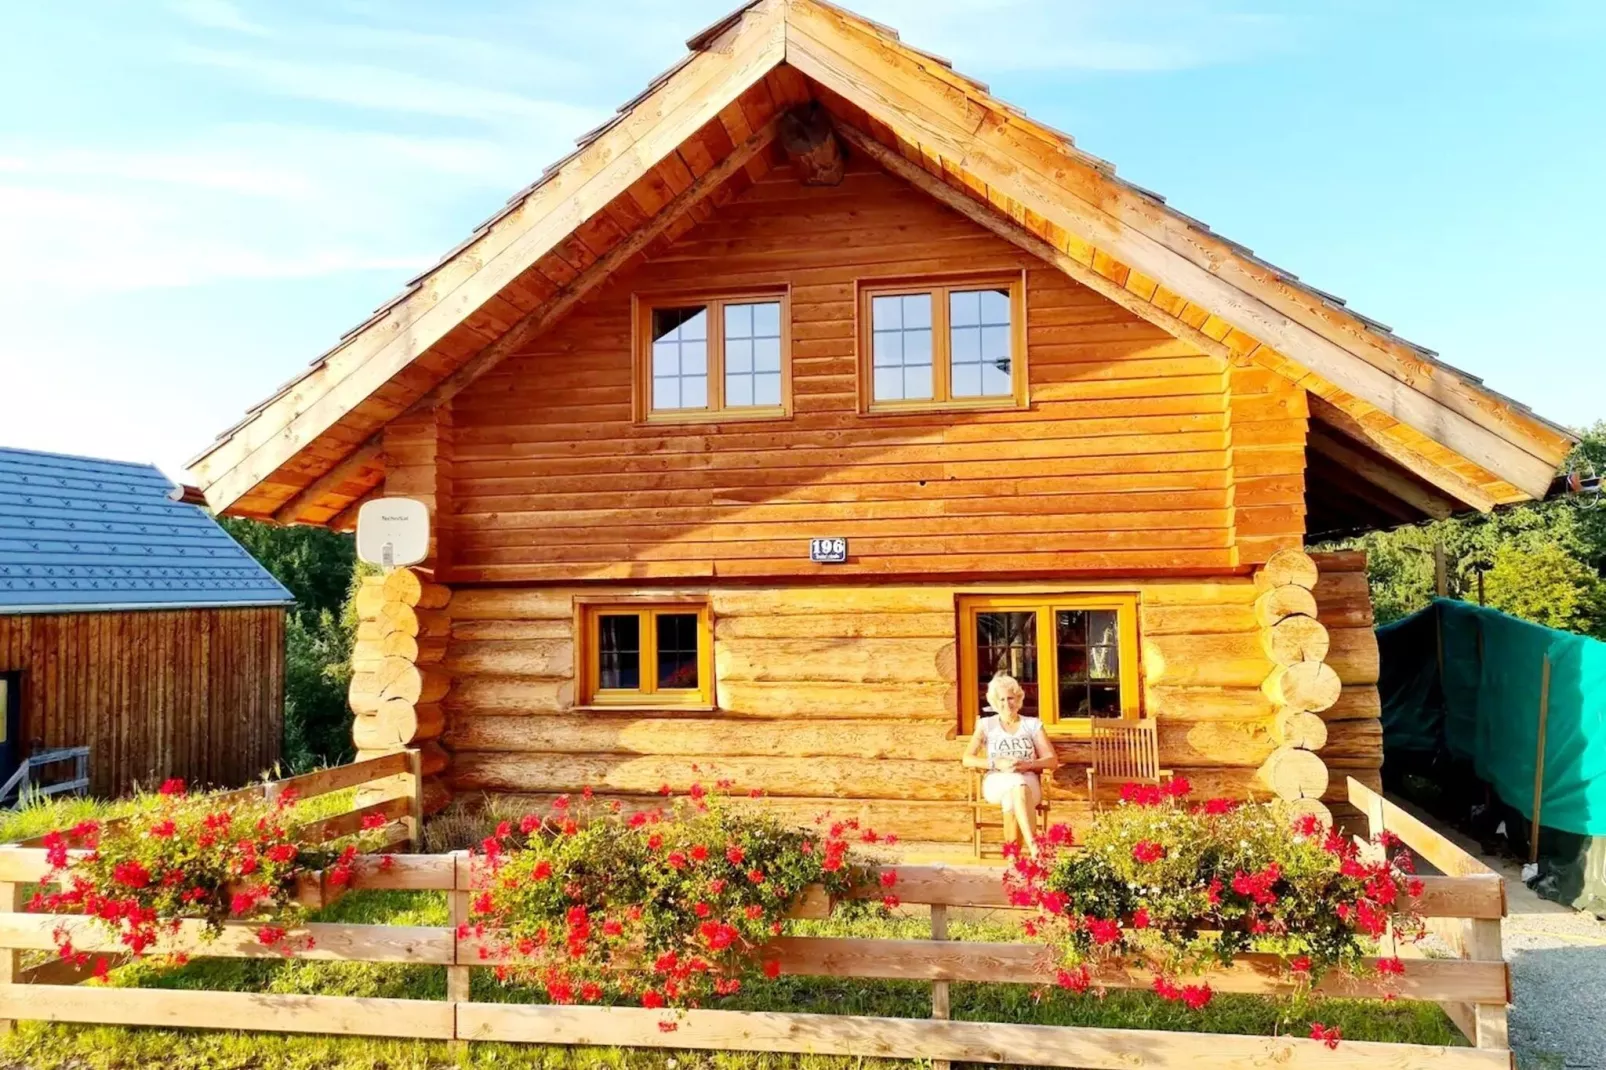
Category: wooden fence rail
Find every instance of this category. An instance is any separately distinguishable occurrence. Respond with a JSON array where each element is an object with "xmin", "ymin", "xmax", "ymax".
[{"xmin": 0, "ymin": 773, "xmax": 1513, "ymax": 1069}]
